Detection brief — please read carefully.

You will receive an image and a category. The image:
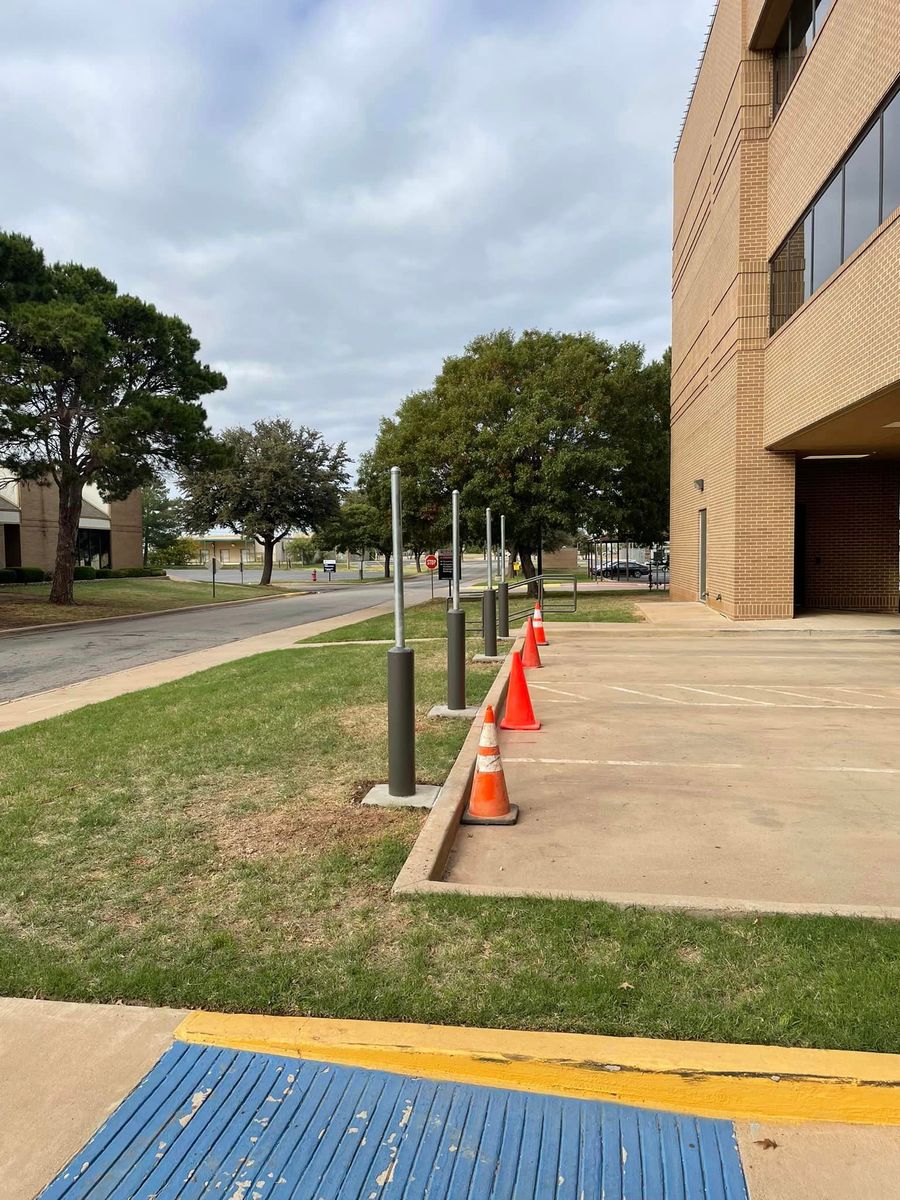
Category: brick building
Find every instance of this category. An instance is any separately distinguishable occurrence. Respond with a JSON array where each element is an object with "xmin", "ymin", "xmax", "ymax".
[
  {"xmin": 0, "ymin": 481, "xmax": 143, "ymax": 573},
  {"xmin": 671, "ymin": 0, "xmax": 900, "ymax": 617}
]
